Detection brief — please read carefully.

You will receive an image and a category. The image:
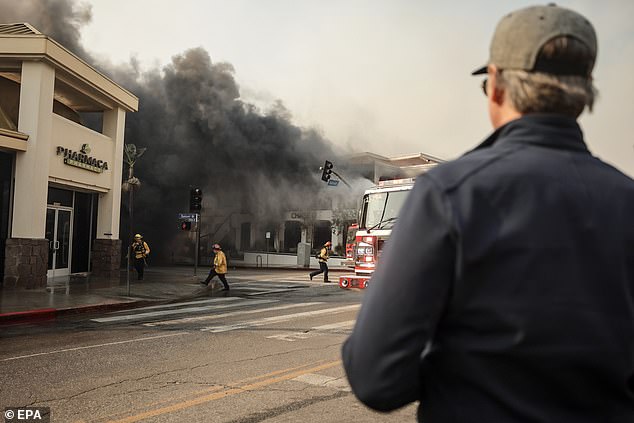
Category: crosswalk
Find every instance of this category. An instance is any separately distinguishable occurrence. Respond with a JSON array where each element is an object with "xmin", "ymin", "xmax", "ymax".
[
  {"xmin": 202, "ymin": 281, "xmax": 310, "ymax": 296},
  {"xmin": 91, "ymin": 298, "xmax": 277, "ymax": 323},
  {"xmin": 200, "ymin": 305, "xmax": 359, "ymax": 333},
  {"xmin": 90, "ymin": 296, "xmax": 360, "ymax": 343}
]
